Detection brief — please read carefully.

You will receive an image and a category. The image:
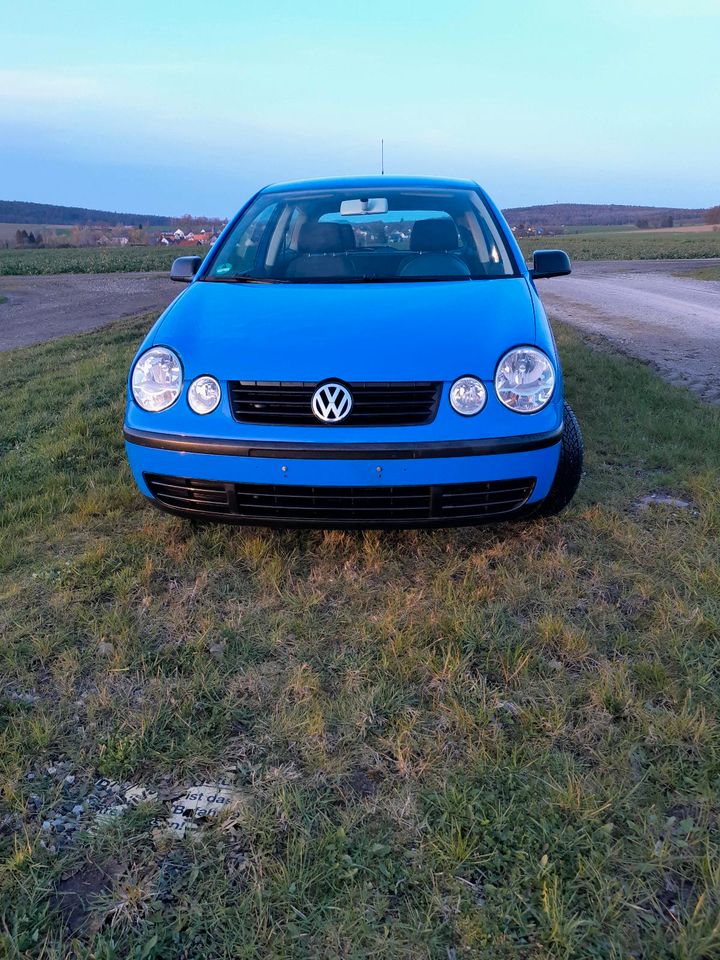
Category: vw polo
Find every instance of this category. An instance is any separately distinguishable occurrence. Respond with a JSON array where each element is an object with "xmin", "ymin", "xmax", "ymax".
[{"xmin": 124, "ymin": 176, "xmax": 583, "ymax": 527}]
